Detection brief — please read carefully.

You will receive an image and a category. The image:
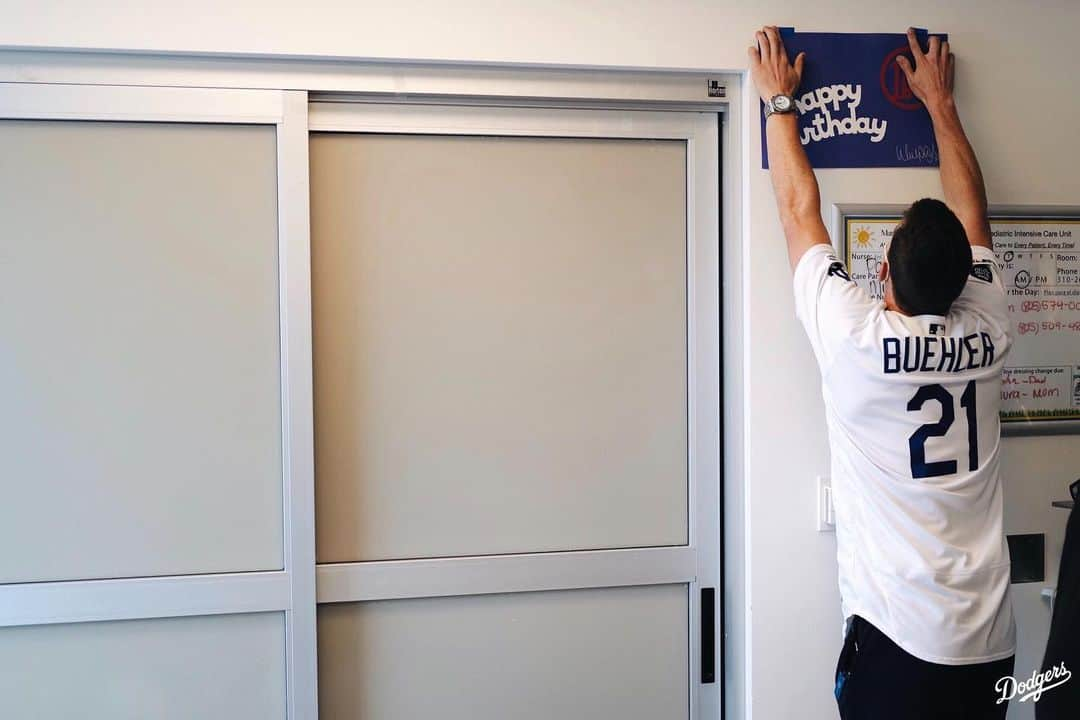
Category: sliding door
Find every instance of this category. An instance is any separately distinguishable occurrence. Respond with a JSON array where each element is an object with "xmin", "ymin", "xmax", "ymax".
[
  {"xmin": 309, "ymin": 103, "xmax": 720, "ymax": 719},
  {"xmin": 0, "ymin": 84, "xmax": 316, "ymax": 719}
]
